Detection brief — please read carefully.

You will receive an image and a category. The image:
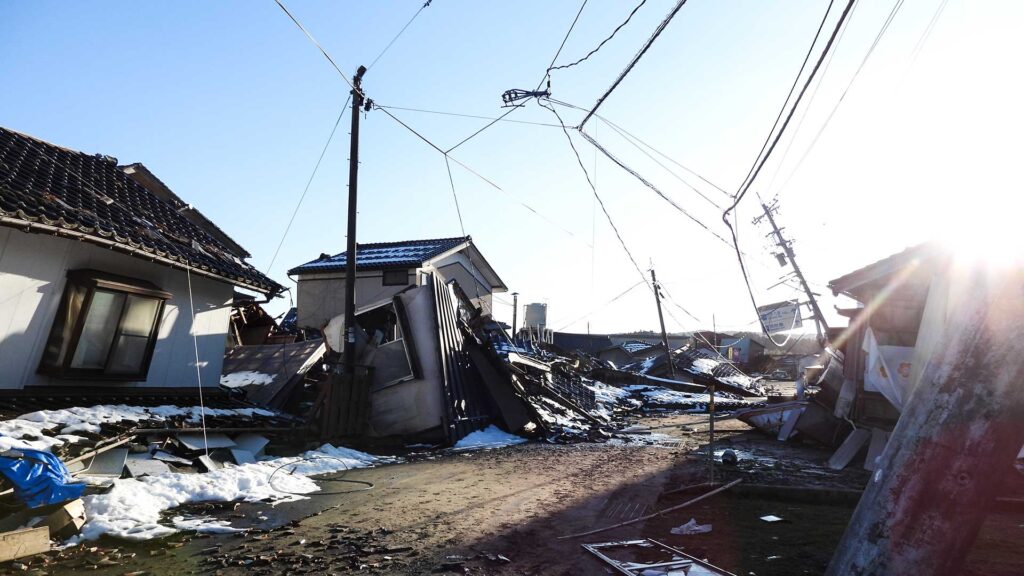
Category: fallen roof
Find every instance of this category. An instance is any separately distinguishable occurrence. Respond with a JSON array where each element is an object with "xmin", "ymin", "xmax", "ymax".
[
  {"xmin": 828, "ymin": 242, "xmax": 941, "ymax": 302},
  {"xmin": 0, "ymin": 127, "xmax": 282, "ymax": 294},
  {"xmin": 289, "ymin": 236, "xmax": 470, "ymax": 274}
]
